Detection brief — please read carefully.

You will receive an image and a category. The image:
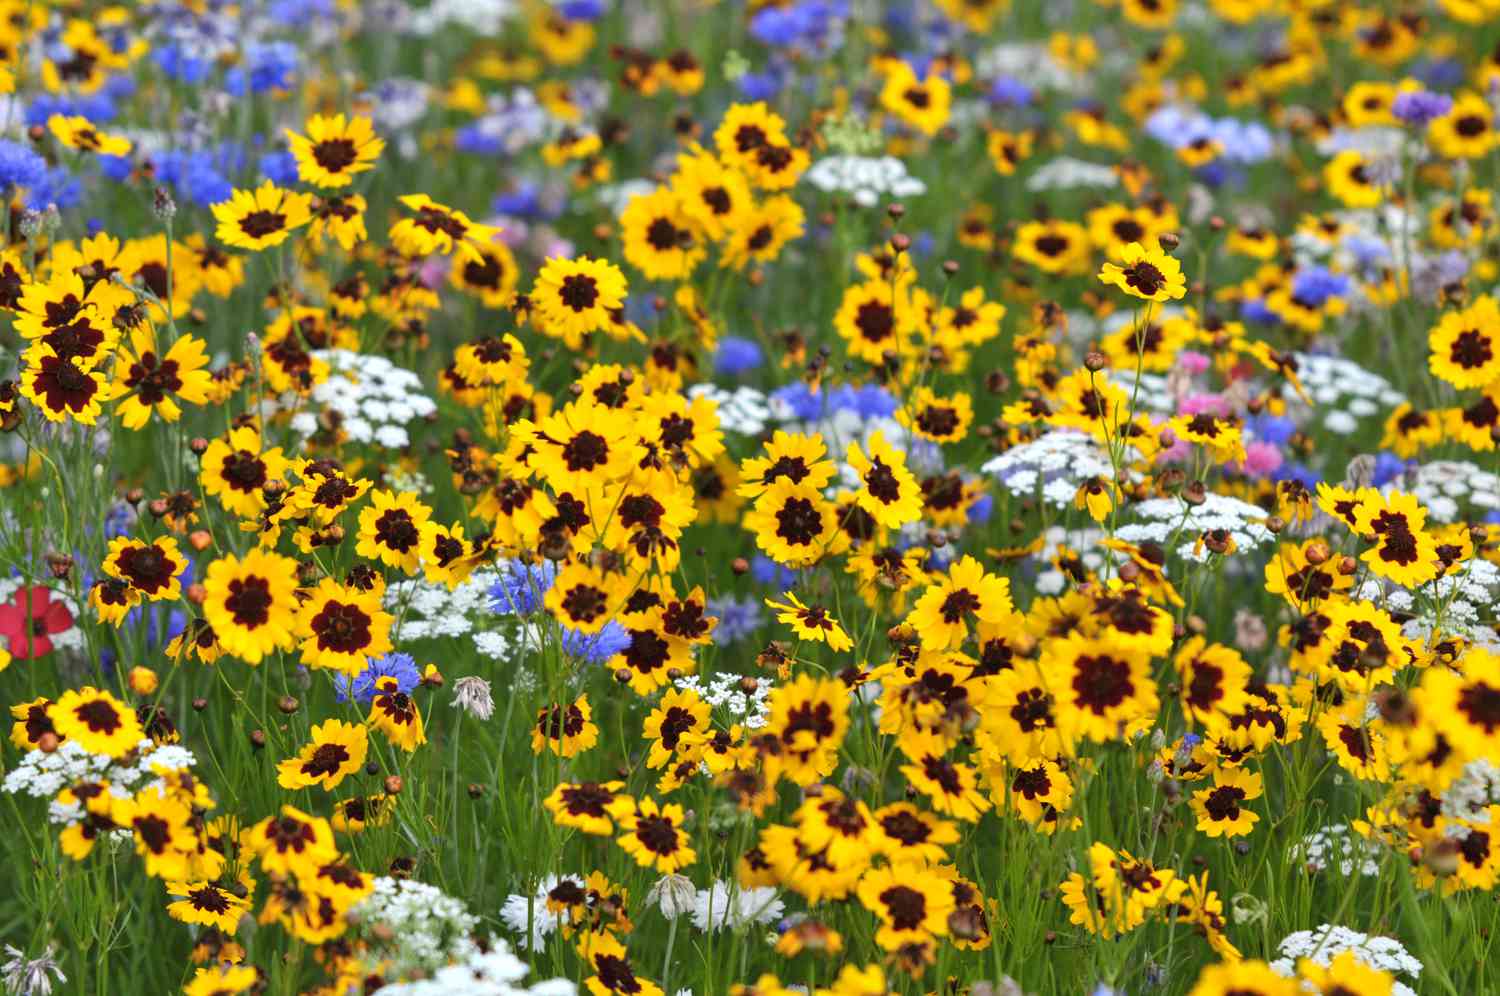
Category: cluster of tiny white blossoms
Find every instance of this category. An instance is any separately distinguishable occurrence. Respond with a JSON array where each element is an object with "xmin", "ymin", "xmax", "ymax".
[
  {"xmin": 980, "ymin": 429, "xmax": 1132, "ymax": 508},
  {"xmin": 686, "ymin": 383, "xmax": 773, "ymax": 436},
  {"xmin": 690, "ymin": 881, "xmax": 784, "ymax": 933},
  {"xmin": 4, "ymin": 740, "xmax": 198, "ymax": 810},
  {"xmin": 1115, "ymin": 492, "xmax": 1276, "ymax": 564},
  {"xmin": 280, "ymin": 349, "xmax": 437, "ymax": 449},
  {"xmin": 1366, "ymin": 556, "xmax": 1500, "ymax": 650},
  {"xmin": 1028, "ymin": 525, "xmax": 1108, "ymax": 597},
  {"xmin": 804, "ymin": 155, "xmax": 927, "ymax": 207},
  {"xmin": 673, "ymin": 672, "xmax": 772, "ymax": 729},
  {"xmin": 1288, "ymin": 823, "xmax": 1383, "ymax": 878},
  {"xmin": 1396, "ymin": 459, "xmax": 1500, "ymax": 524},
  {"xmin": 351, "ymin": 877, "xmax": 482, "ymax": 977},
  {"xmin": 1290, "ymin": 352, "xmax": 1405, "ymax": 435},
  {"xmin": 1271, "ymin": 924, "xmax": 1421, "ymax": 995},
  {"xmin": 386, "ymin": 567, "xmax": 509, "ymax": 650},
  {"xmin": 376, "ymin": 937, "xmax": 575, "ymax": 996},
  {"xmin": 1441, "ymin": 759, "xmax": 1500, "ymax": 824}
]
